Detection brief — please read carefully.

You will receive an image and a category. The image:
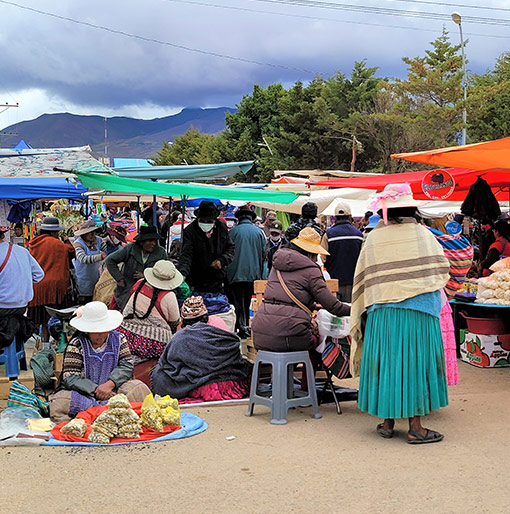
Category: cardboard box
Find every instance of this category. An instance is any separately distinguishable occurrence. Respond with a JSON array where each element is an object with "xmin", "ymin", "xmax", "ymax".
[{"xmin": 460, "ymin": 330, "xmax": 510, "ymax": 368}]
